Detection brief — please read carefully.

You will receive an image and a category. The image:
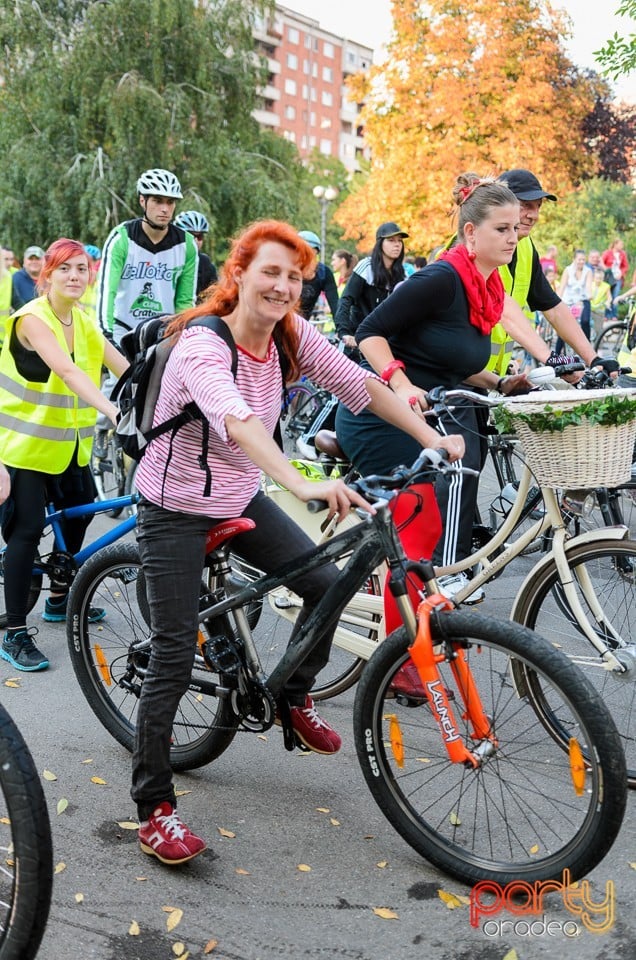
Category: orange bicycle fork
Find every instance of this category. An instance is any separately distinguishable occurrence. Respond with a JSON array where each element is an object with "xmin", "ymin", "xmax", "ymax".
[{"xmin": 406, "ymin": 595, "xmax": 497, "ymax": 768}]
